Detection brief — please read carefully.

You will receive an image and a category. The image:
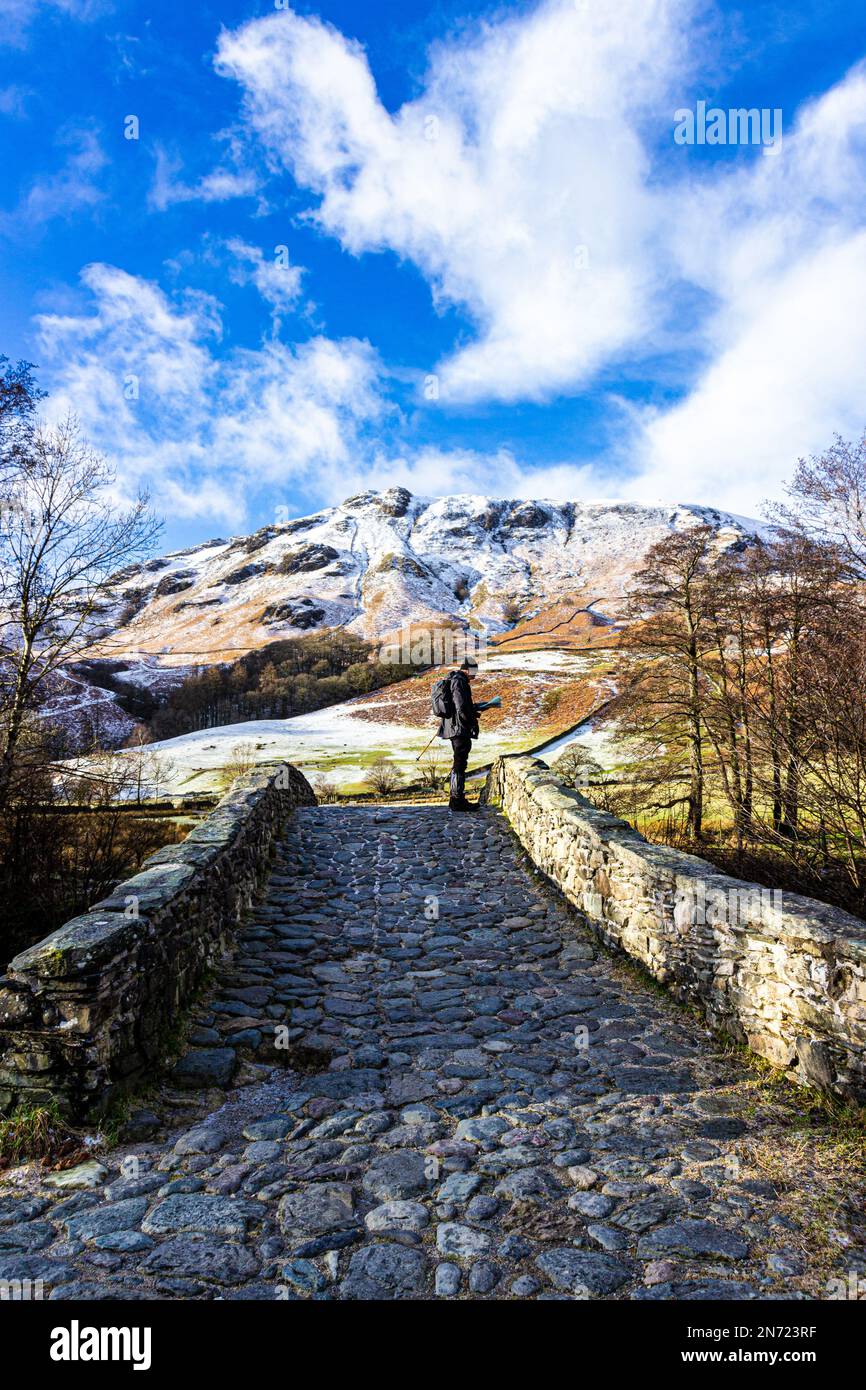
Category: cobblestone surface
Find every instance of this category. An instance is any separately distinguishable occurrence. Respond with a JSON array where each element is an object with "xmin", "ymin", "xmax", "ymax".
[{"xmin": 1, "ymin": 805, "xmax": 860, "ymax": 1300}]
